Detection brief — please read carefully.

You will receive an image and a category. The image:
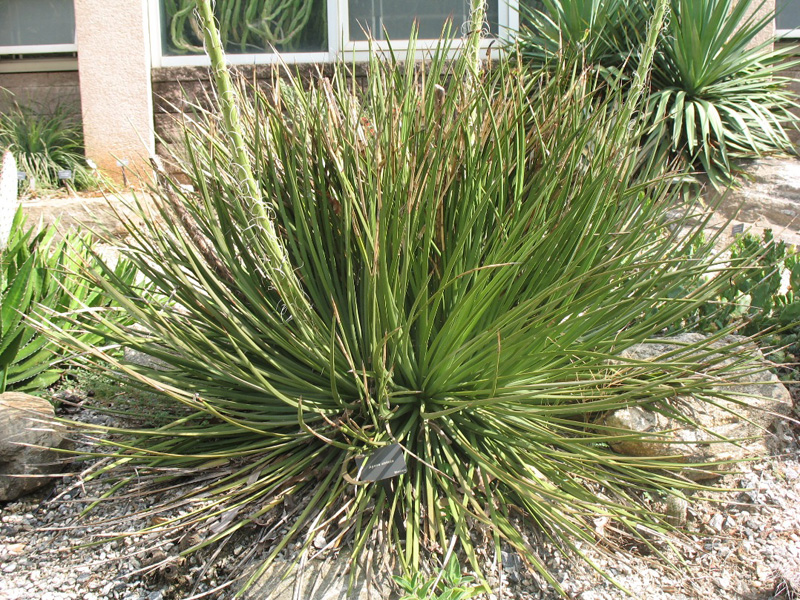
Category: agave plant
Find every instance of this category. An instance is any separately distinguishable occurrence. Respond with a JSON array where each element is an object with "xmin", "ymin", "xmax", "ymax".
[
  {"xmin": 0, "ymin": 208, "xmax": 136, "ymax": 393},
  {"xmin": 55, "ymin": 1, "xmax": 768, "ymax": 596},
  {"xmin": 518, "ymin": 0, "xmax": 800, "ymax": 187}
]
